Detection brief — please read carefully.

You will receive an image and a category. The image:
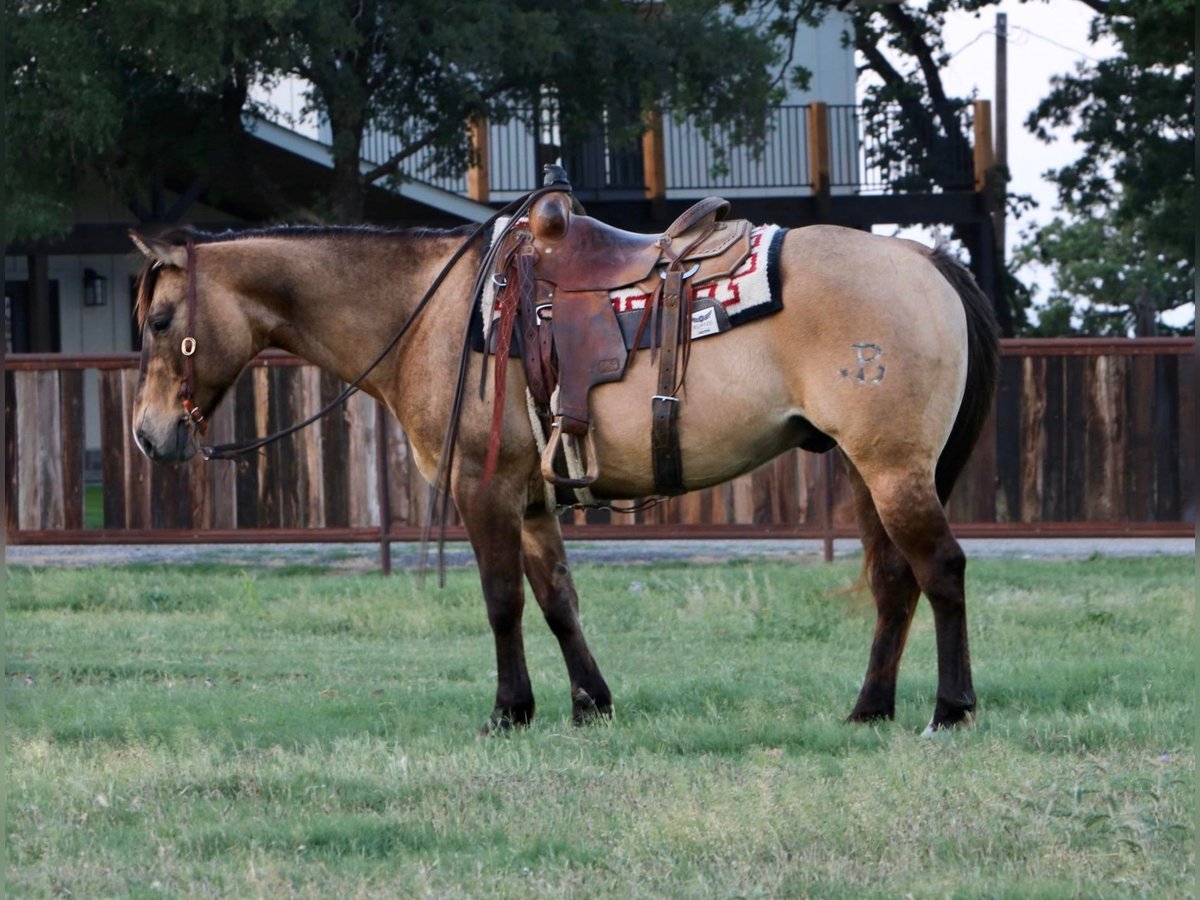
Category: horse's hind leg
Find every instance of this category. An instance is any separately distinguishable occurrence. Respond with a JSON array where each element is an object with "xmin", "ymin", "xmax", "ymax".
[
  {"xmin": 522, "ymin": 510, "xmax": 613, "ymax": 724},
  {"xmin": 852, "ymin": 462, "xmax": 976, "ymax": 731},
  {"xmin": 844, "ymin": 458, "xmax": 922, "ymax": 723}
]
